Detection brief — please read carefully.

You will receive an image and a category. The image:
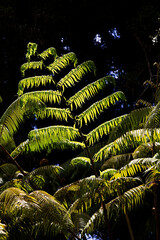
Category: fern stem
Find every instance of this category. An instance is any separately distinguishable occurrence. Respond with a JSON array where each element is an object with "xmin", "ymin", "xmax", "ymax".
[
  {"xmin": 0, "ymin": 144, "xmax": 27, "ymax": 176},
  {"xmin": 124, "ymin": 210, "xmax": 135, "ymax": 240},
  {"xmin": 101, "ymin": 201, "xmax": 114, "ymax": 240}
]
